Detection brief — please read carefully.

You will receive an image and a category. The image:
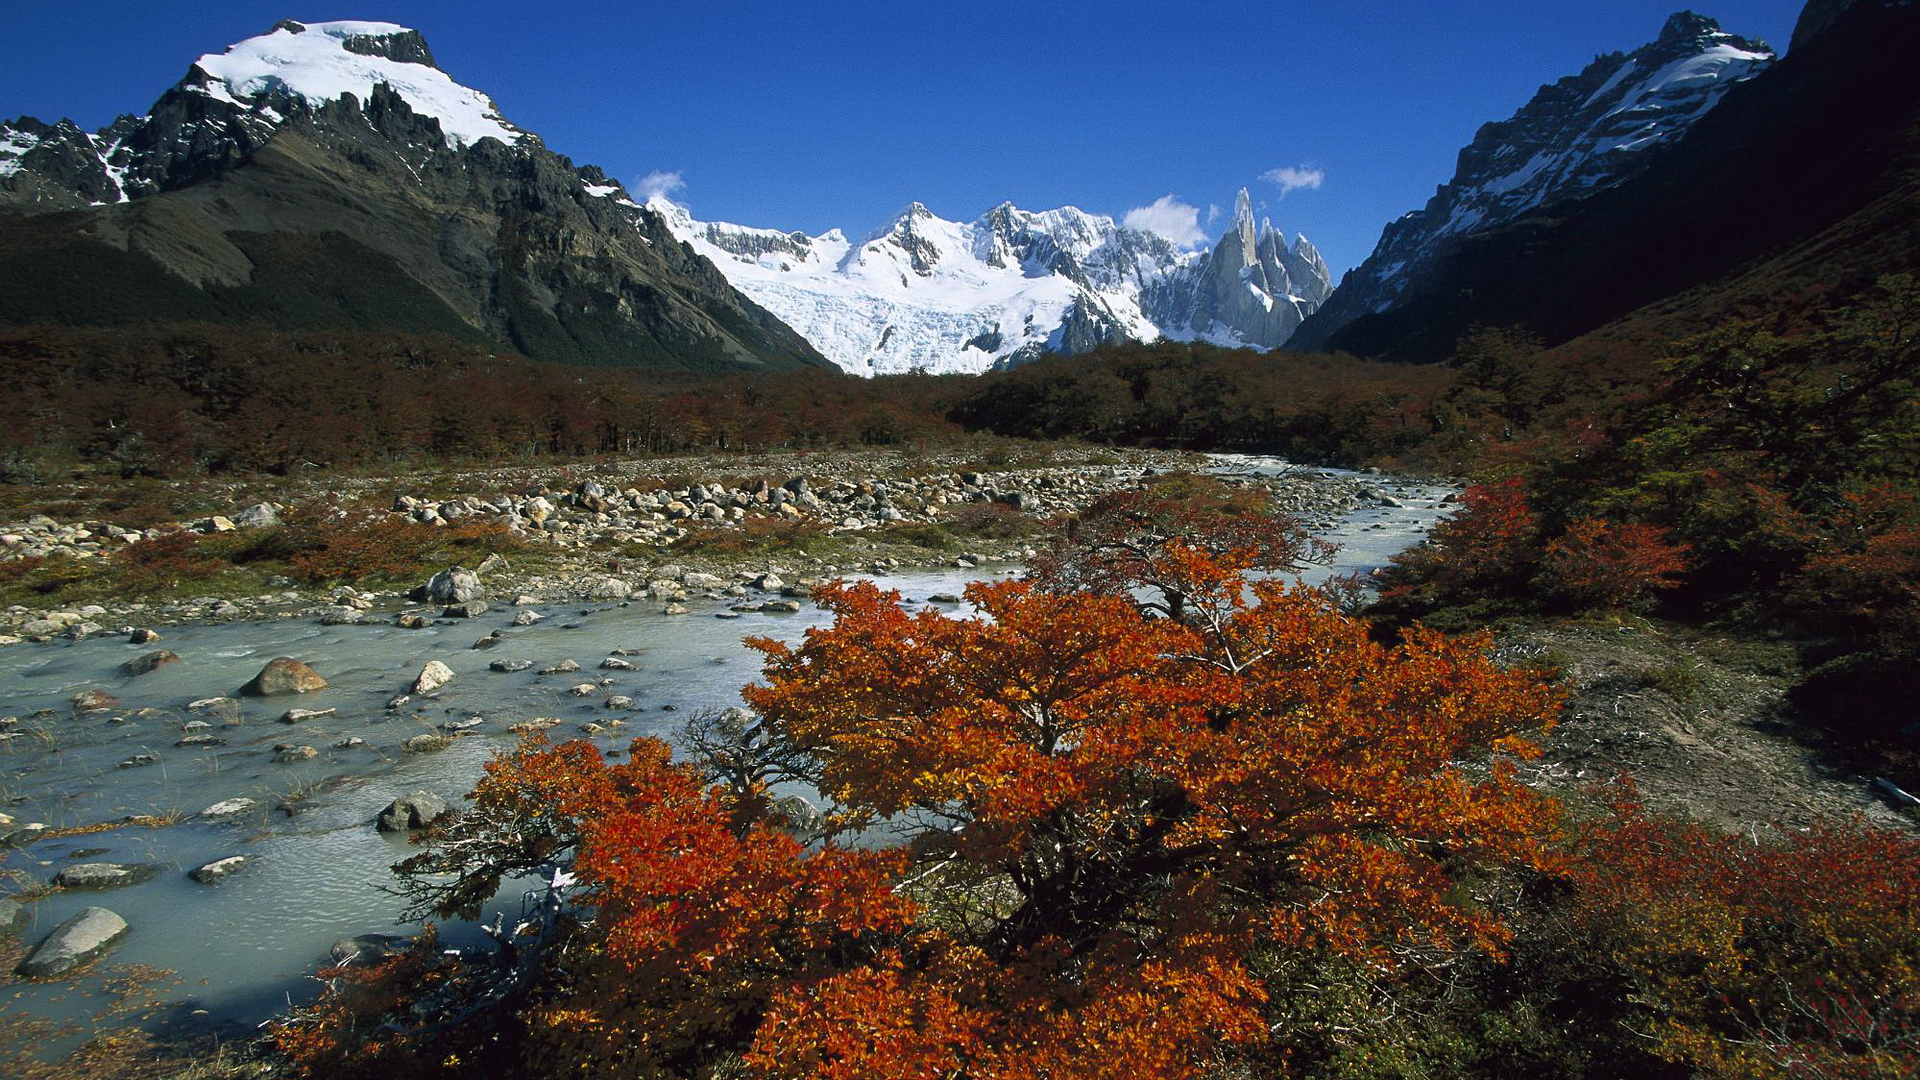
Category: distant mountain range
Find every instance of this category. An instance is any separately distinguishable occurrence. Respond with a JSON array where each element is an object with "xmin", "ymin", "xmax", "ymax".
[{"xmin": 654, "ymin": 189, "xmax": 1332, "ymax": 375}]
